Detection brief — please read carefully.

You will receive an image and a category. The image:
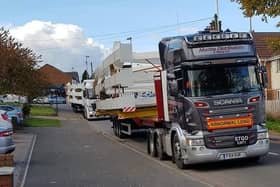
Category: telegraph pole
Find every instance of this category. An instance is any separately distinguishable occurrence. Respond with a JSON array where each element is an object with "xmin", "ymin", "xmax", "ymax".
[
  {"xmin": 90, "ymin": 61, "xmax": 94, "ymax": 78},
  {"xmin": 216, "ymin": 0, "xmax": 219, "ymax": 19}
]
